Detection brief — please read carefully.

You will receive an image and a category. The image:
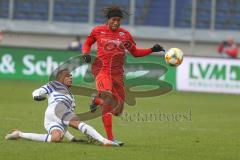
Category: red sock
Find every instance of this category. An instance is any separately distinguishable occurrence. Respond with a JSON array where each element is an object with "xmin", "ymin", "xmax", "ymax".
[{"xmin": 102, "ymin": 112, "xmax": 113, "ymax": 141}]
